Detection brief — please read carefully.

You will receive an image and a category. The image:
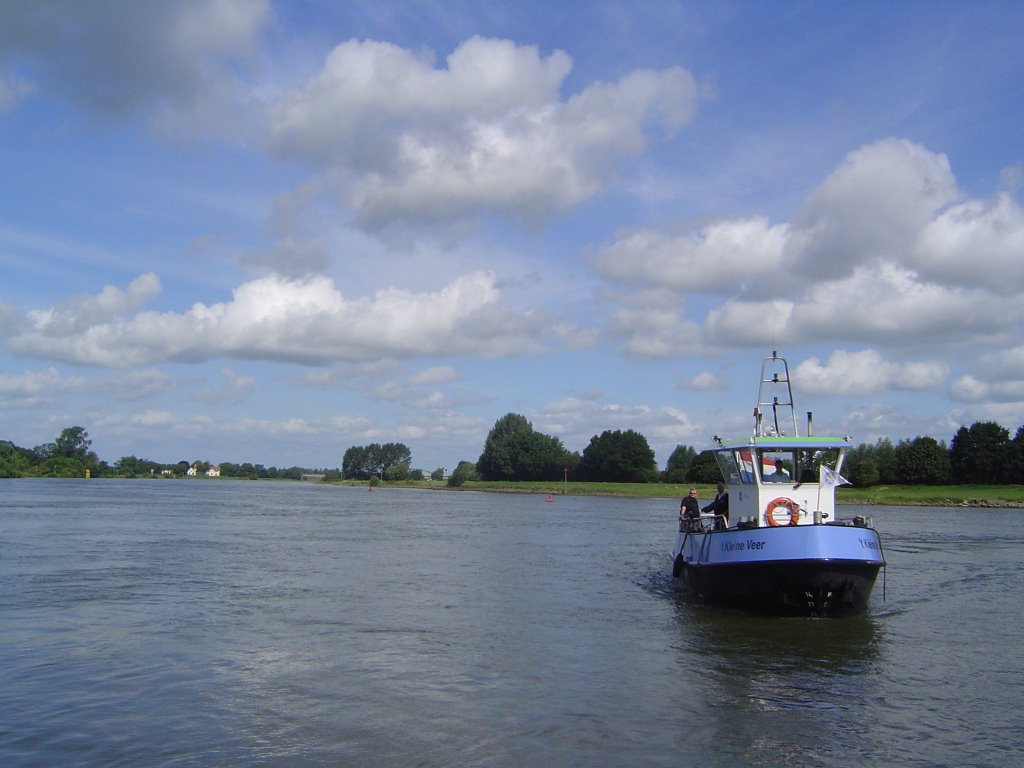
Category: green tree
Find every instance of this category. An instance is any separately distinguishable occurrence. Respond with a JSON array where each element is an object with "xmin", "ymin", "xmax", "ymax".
[
  {"xmin": 949, "ymin": 421, "xmax": 1011, "ymax": 484},
  {"xmin": 342, "ymin": 442, "xmax": 412, "ymax": 480},
  {"xmin": 873, "ymin": 438, "xmax": 898, "ymax": 484},
  {"xmin": 114, "ymin": 455, "xmax": 163, "ymax": 478},
  {"xmin": 342, "ymin": 445, "xmax": 371, "ymax": 479},
  {"xmin": 477, "ymin": 413, "xmax": 569, "ymax": 481},
  {"xmin": 893, "ymin": 436, "xmax": 950, "ymax": 485},
  {"xmin": 846, "ymin": 438, "xmax": 897, "ymax": 486},
  {"xmin": 38, "ymin": 456, "xmax": 87, "ymax": 477},
  {"xmin": 447, "ymin": 460, "xmax": 479, "ymax": 487},
  {"xmin": 32, "ymin": 441, "xmax": 57, "ymax": 460},
  {"xmin": 1011, "ymin": 426, "xmax": 1024, "ymax": 484},
  {"xmin": 382, "ymin": 462, "xmax": 410, "ymax": 481},
  {"xmin": 663, "ymin": 444, "xmax": 697, "ymax": 483},
  {"xmin": 0, "ymin": 440, "xmax": 32, "ymax": 477},
  {"xmin": 846, "ymin": 457, "xmax": 879, "ymax": 488},
  {"xmin": 54, "ymin": 426, "xmax": 92, "ymax": 459},
  {"xmin": 578, "ymin": 429, "xmax": 656, "ymax": 482},
  {"xmin": 477, "ymin": 413, "xmax": 531, "ymax": 479},
  {"xmin": 380, "ymin": 443, "xmax": 412, "ymax": 476},
  {"xmin": 686, "ymin": 450, "xmax": 721, "ymax": 483},
  {"xmin": 36, "ymin": 426, "xmax": 103, "ymax": 476}
]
